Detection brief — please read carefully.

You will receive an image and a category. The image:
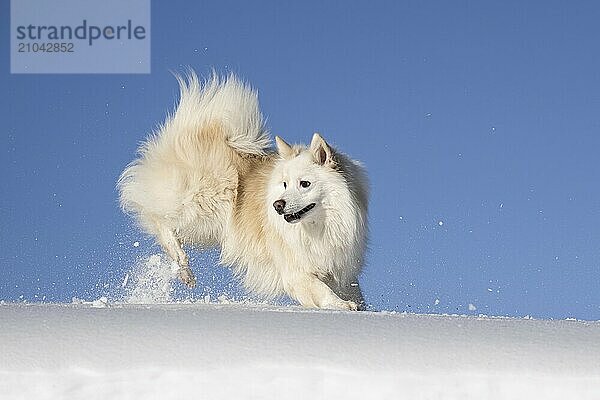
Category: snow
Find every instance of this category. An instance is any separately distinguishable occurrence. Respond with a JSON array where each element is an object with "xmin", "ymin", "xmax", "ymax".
[
  {"xmin": 1, "ymin": 303, "xmax": 599, "ymax": 399},
  {"xmin": 124, "ymin": 254, "xmax": 179, "ymax": 303}
]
